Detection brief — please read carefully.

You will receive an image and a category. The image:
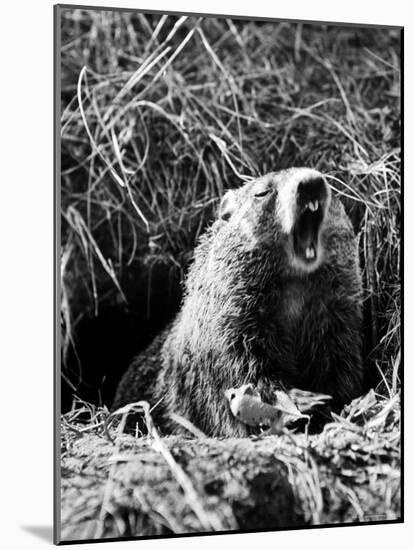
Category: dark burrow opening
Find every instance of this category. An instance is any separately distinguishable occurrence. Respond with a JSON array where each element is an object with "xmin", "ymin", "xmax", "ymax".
[{"xmin": 60, "ymin": 261, "xmax": 183, "ymax": 413}]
